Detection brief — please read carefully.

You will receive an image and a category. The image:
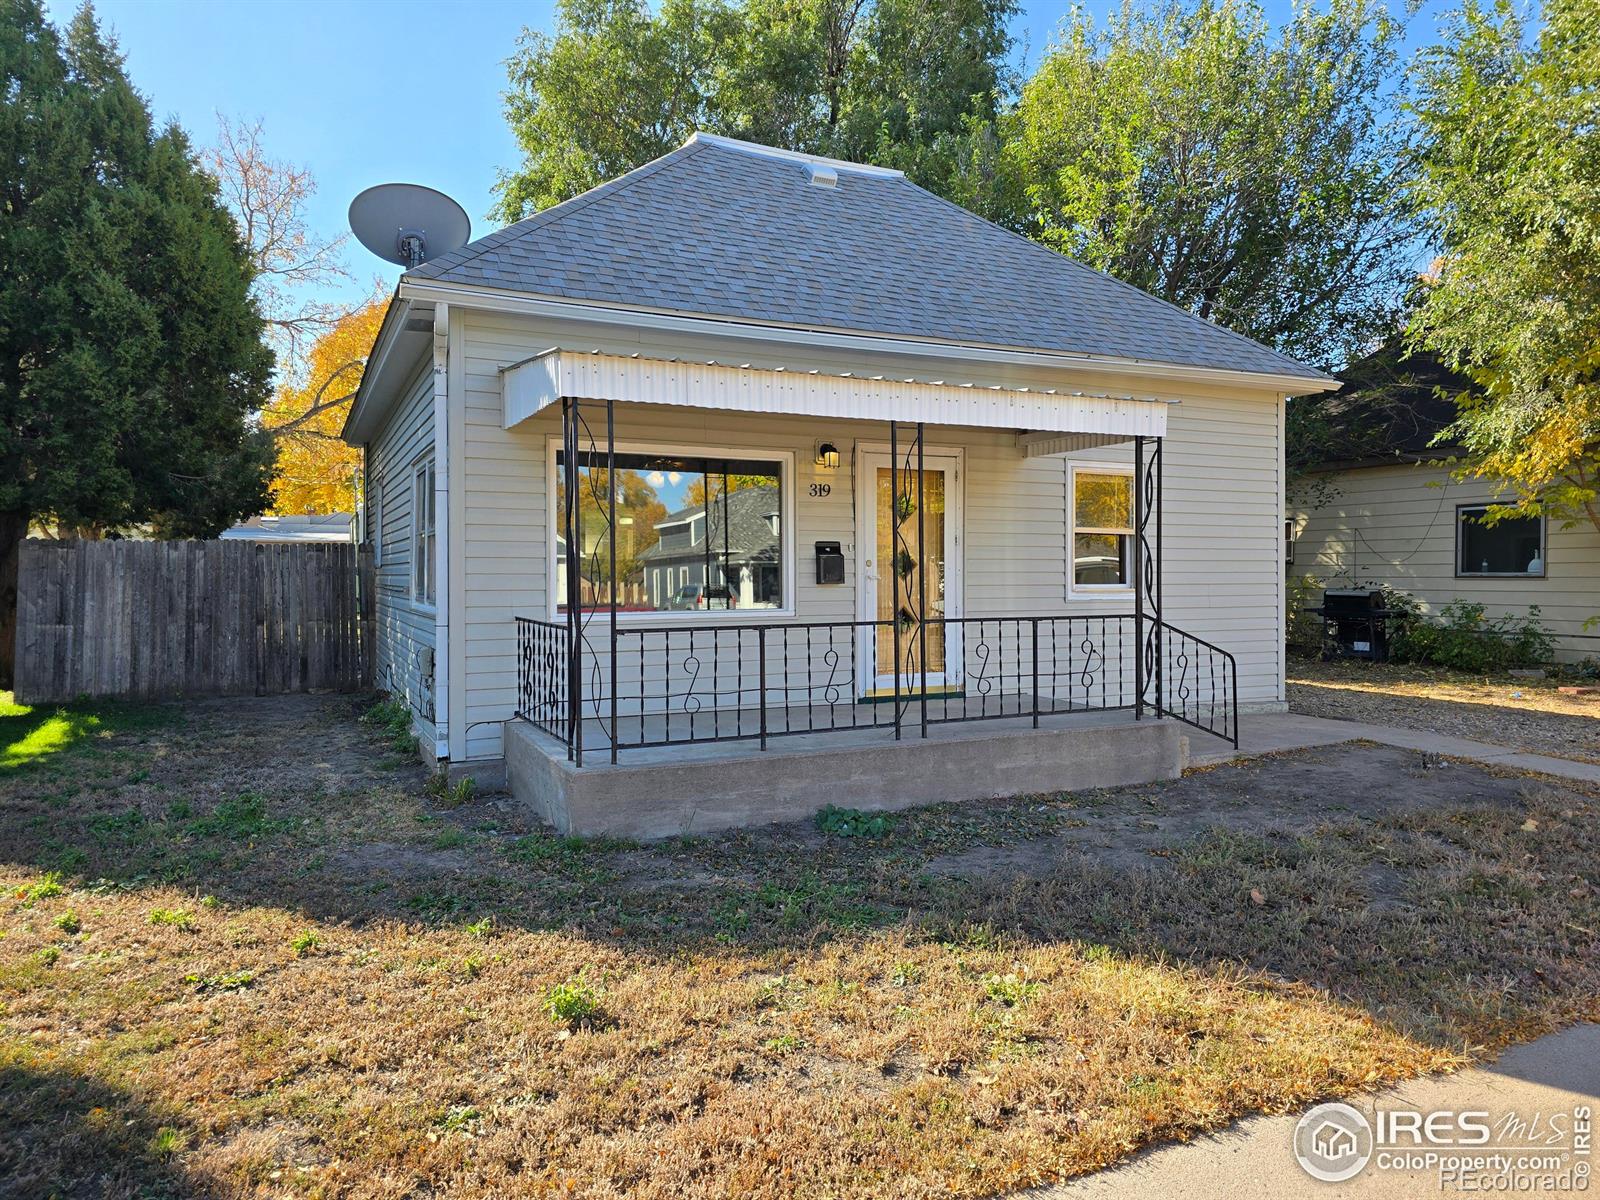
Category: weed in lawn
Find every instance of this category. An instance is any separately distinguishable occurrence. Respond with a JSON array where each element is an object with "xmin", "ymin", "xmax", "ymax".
[
  {"xmin": 52, "ymin": 910, "xmax": 80, "ymax": 935},
  {"xmin": 15, "ymin": 872, "xmax": 64, "ymax": 905},
  {"xmin": 460, "ymin": 953, "xmax": 484, "ymax": 979},
  {"xmin": 542, "ymin": 977, "xmax": 606, "ymax": 1029},
  {"xmin": 892, "ymin": 962, "xmax": 925, "ymax": 987},
  {"xmin": 289, "ymin": 930, "xmax": 320, "ymax": 956},
  {"xmin": 750, "ymin": 874, "xmax": 892, "ymax": 931},
  {"xmin": 165, "ymin": 799, "xmax": 192, "ymax": 821},
  {"xmin": 816, "ymin": 805, "xmax": 897, "ymax": 839},
  {"xmin": 148, "ymin": 908, "xmax": 195, "ymax": 932},
  {"xmin": 763, "ymin": 1034, "xmax": 805, "ymax": 1055},
  {"xmin": 464, "ymin": 917, "xmax": 494, "ymax": 939},
  {"xmin": 36, "ymin": 946, "xmax": 60, "ymax": 967},
  {"xmin": 427, "ymin": 768, "xmax": 476, "ymax": 808},
  {"xmin": 504, "ymin": 831, "xmax": 628, "ymax": 882},
  {"xmin": 185, "ymin": 969, "xmax": 255, "ymax": 993},
  {"xmin": 363, "ymin": 699, "xmax": 418, "ymax": 757},
  {"xmin": 984, "ymin": 973, "xmax": 1040, "ymax": 1006},
  {"xmin": 185, "ymin": 793, "xmax": 284, "ymax": 839},
  {"xmin": 150, "ymin": 1126, "xmax": 188, "ymax": 1156},
  {"xmin": 434, "ymin": 1105, "xmax": 480, "ymax": 1134},
  {"xmin": 431, "ymin": 827, "xmax": 467, "ymax": 851}
]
